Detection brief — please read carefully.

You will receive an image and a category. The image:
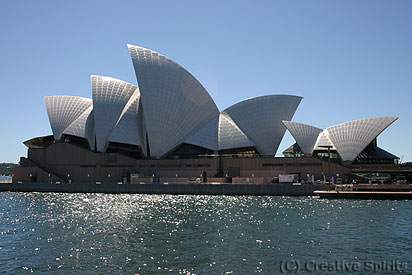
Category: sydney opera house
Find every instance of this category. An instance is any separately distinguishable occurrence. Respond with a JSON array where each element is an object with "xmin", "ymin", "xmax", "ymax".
[{"xmin": 13, "ymin": 45, "xmax": 403, "ymax": 184}]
